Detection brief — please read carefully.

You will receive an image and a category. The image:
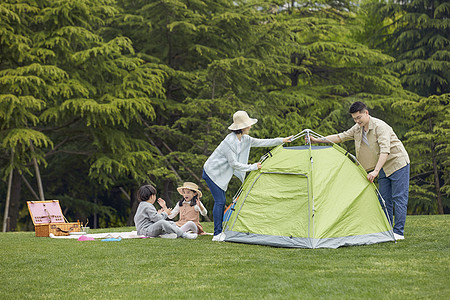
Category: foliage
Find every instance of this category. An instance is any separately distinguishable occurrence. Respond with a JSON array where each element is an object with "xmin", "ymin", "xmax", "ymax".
[
  {"xmin": 0, "ymin": 0, "xmax": 166, "ymax": 228},
  {"xmin": 363, "ymin": 0, "xmax": 450, "ymax": 213},
  {"xmin": 395, "ymin": 94, "xmax": 450, "ymax": 214},
  {"xmin": 364, "ymin": 0, "xmax": 449, "ymax": 97},
  {"xmin": 1, "ymin": 0, "xmax": 447, "ymax": 233},
  {"xmin": 260, "ymin": 1, "xmax": 412, "ymax": 138}
]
